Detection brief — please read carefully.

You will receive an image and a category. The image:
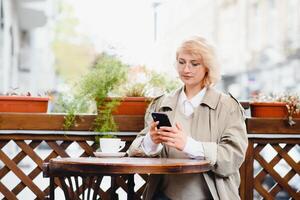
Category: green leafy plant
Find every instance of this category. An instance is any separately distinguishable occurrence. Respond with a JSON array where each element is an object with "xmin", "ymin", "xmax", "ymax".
[
  {"xmin": 93, "ymin": 100, "xmax": 119, "ymax": 140},
  {"xmin": 63, "ymin": 110, "xmax": 76, "ymax": 130},
  {"xmin": 115, "ymin": 66, "xmax": 181, "ymax": 97},
  {"xmin": 53, "ymin": 53, "xmax": 128, "ymax": 135},
  {"xmin": 79, "ymin": 53, "xmax": 128, "ymax": 138},
  {"xmin": 122, "ymin": 83, "xmax": 147, "ymax": 97},
  {"xmin": 56, "ymin": 58, "xmax": 181, "ymax": 137},
  {"xmin": 52, "ymin": 92, "xmax": 91, "ymax": 130}
]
